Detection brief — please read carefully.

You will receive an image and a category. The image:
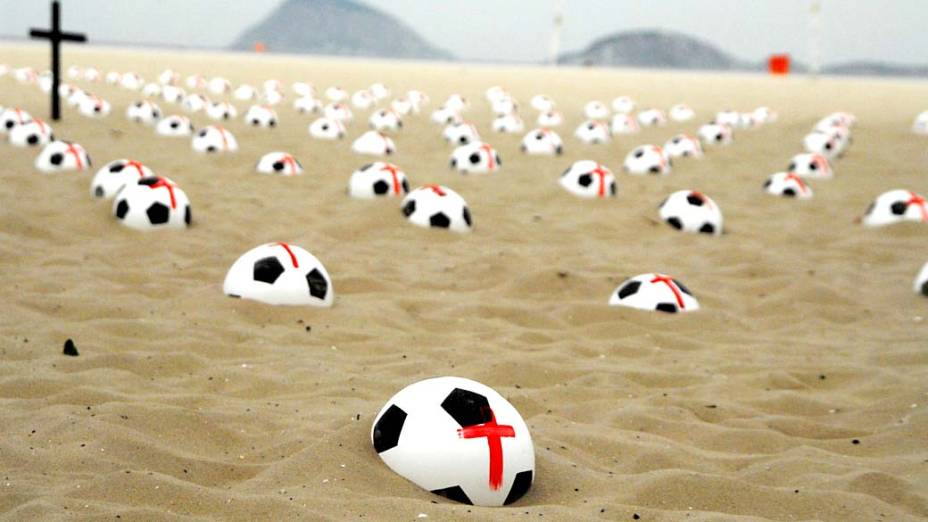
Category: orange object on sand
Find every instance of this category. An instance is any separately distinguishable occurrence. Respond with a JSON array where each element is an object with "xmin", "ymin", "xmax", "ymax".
[{"xmin": 769, "ymin": 54, "xmax": 790, "ymax": 75}]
